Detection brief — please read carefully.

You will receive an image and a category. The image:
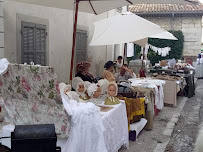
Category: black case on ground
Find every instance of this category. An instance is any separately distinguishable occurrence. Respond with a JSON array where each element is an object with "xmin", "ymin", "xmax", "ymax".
[{"xmin": 11, "ymin": 124, "xmax": 61, "ymax": 152}]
